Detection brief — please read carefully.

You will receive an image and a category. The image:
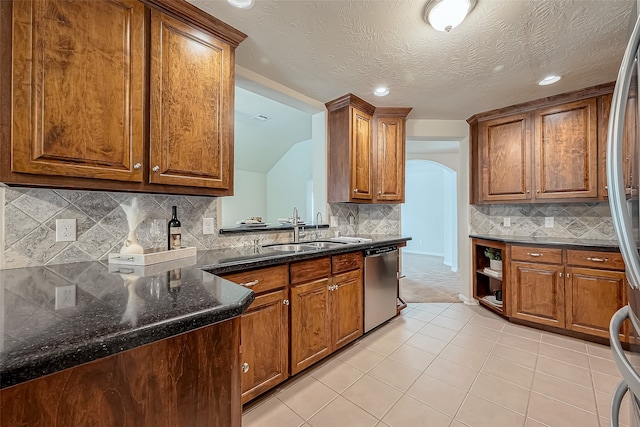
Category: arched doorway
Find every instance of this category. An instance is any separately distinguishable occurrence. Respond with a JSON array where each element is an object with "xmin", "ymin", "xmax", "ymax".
[{"xmin": 401, "ymin": 159, "xmax": 460, "ymax": 302}]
